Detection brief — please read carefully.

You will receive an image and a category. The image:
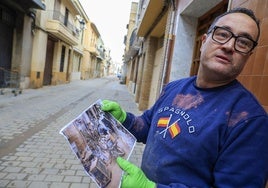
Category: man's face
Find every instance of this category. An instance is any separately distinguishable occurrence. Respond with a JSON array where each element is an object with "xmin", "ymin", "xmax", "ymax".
[{"xmin": 199, "ymin": 13, "xmax": 259, "ymax": 82}]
